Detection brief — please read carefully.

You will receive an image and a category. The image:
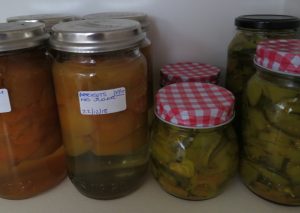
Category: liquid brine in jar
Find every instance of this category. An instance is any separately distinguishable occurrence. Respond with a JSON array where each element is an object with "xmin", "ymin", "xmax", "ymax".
[
  {"xmin": 50, "ymin": 19, "xmax": 148, "ymax": 199},
  {"xmin": 0, "ymin": 22, "xmax": 66, "ymax": 199},
  {"xmin": 241, "ymin": 39, "xmax": 300, "ymax": 205}
]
